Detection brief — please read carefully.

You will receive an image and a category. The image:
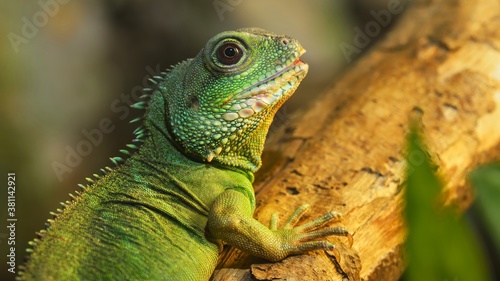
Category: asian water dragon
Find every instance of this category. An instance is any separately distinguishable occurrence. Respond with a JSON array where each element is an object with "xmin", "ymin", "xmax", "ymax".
[{"xmin": 19, "ymin": 28, "xmax": 352, "ymax": 280}]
